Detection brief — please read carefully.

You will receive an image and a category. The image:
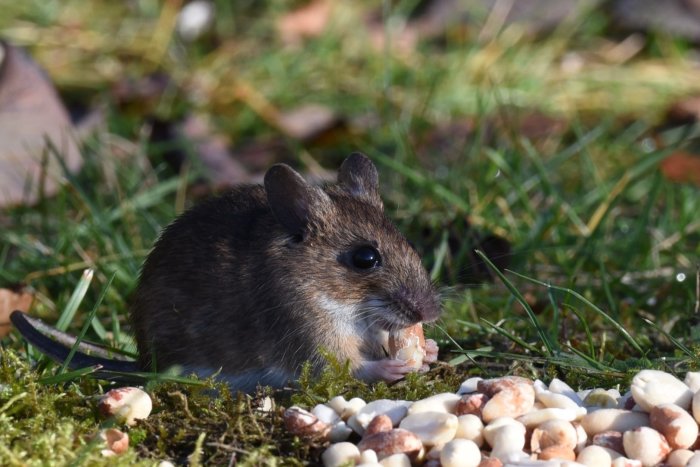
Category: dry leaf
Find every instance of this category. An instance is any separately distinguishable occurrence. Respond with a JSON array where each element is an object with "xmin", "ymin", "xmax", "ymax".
[
  {"xmin": 180, "ymin": 115, "xmax": 251, "ymax": 190},
  {"xmin": 660, "ymin": 151, "xmax": 700, "ymax": 186},
  {"xmin": 0, "ymin": 287, "xmax": 34, "ymax": 338},
  {"xmin": 0, "ymin": 41, "xmax": 82, "ymax": 208},
  {"xmin": 276, "ymin": 104, "xmax": 342, "ymax": 141},
  {"xmin": 277, "ymin": 0, "xmax": 332, "ymax": 46}
]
